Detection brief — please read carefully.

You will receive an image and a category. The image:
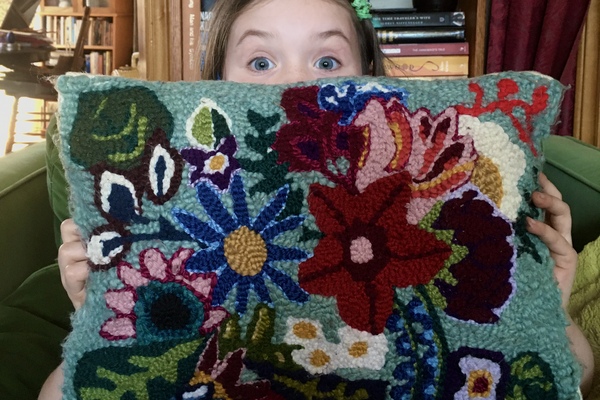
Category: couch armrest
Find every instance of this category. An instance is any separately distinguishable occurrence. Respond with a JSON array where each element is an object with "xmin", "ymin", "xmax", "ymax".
[
  {"xmin": 0, "ymin": 143, "xmax": 58, "ymax": 301},
  {"xmin": 543, "ymin": 135, "xmax": 600, "ymax": 252}
]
